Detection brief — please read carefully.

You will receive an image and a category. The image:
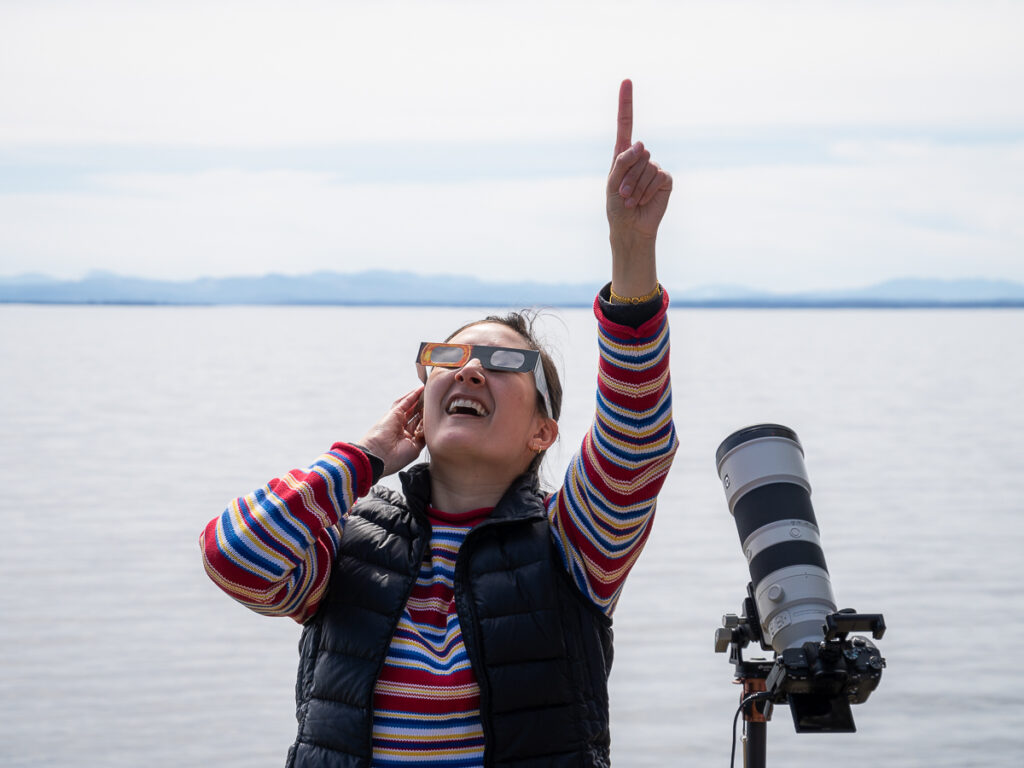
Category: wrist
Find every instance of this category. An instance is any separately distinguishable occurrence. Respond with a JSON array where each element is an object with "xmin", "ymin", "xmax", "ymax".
[
  {"xmin": 611, "ymin": 256, "xmax": 658, "ymax": 303},
  {"xmin": 609, "ymin": 283, "xmax": 662, "ymax": 305},
  {"xmin": 610, "ymin": 232, "xmax": 657, "ymax": 294},
  {"xmin": 609, "ymin": 231, "xmax": 657, "ymax": 260},
  {"xmin": 352, "ymin": 440, "xmax": 386, "ymax": 484}
]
